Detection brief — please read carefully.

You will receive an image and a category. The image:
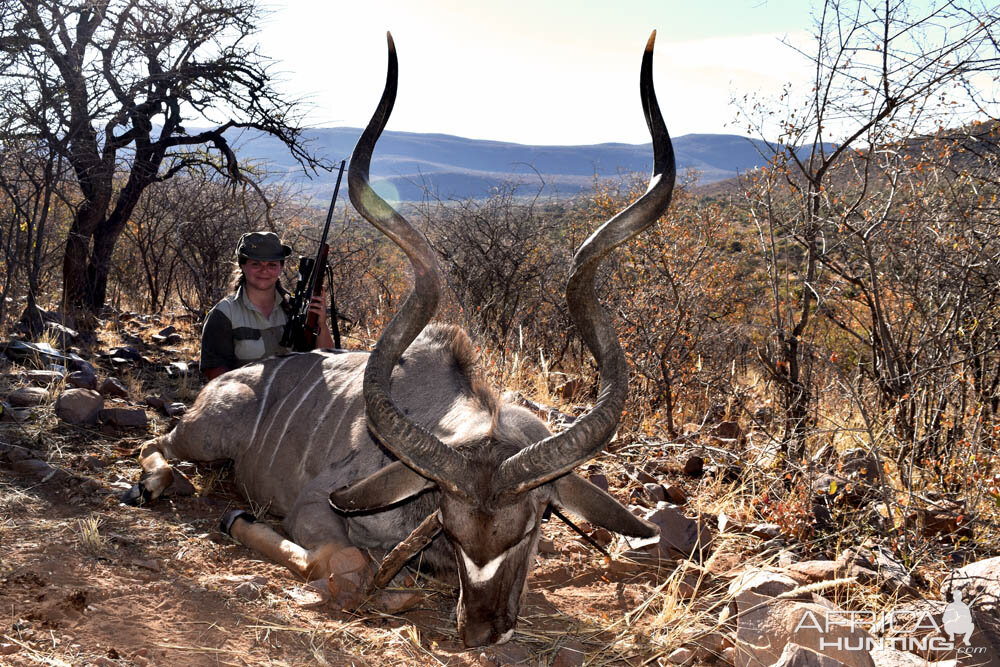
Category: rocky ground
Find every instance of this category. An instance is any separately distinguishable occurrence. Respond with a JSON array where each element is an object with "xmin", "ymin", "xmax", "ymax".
[{"xmin": 2, "ymin": 311, "xmax": 1000, "ymax": 666}]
